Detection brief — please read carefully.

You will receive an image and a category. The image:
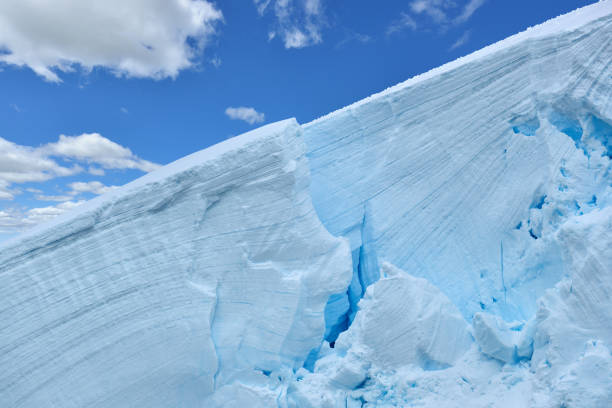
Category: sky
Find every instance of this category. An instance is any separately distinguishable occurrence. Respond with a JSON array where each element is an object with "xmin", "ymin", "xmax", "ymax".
[{"xmin": 0, "ymin": 0, "xmax": 599, "ymax": 242}]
